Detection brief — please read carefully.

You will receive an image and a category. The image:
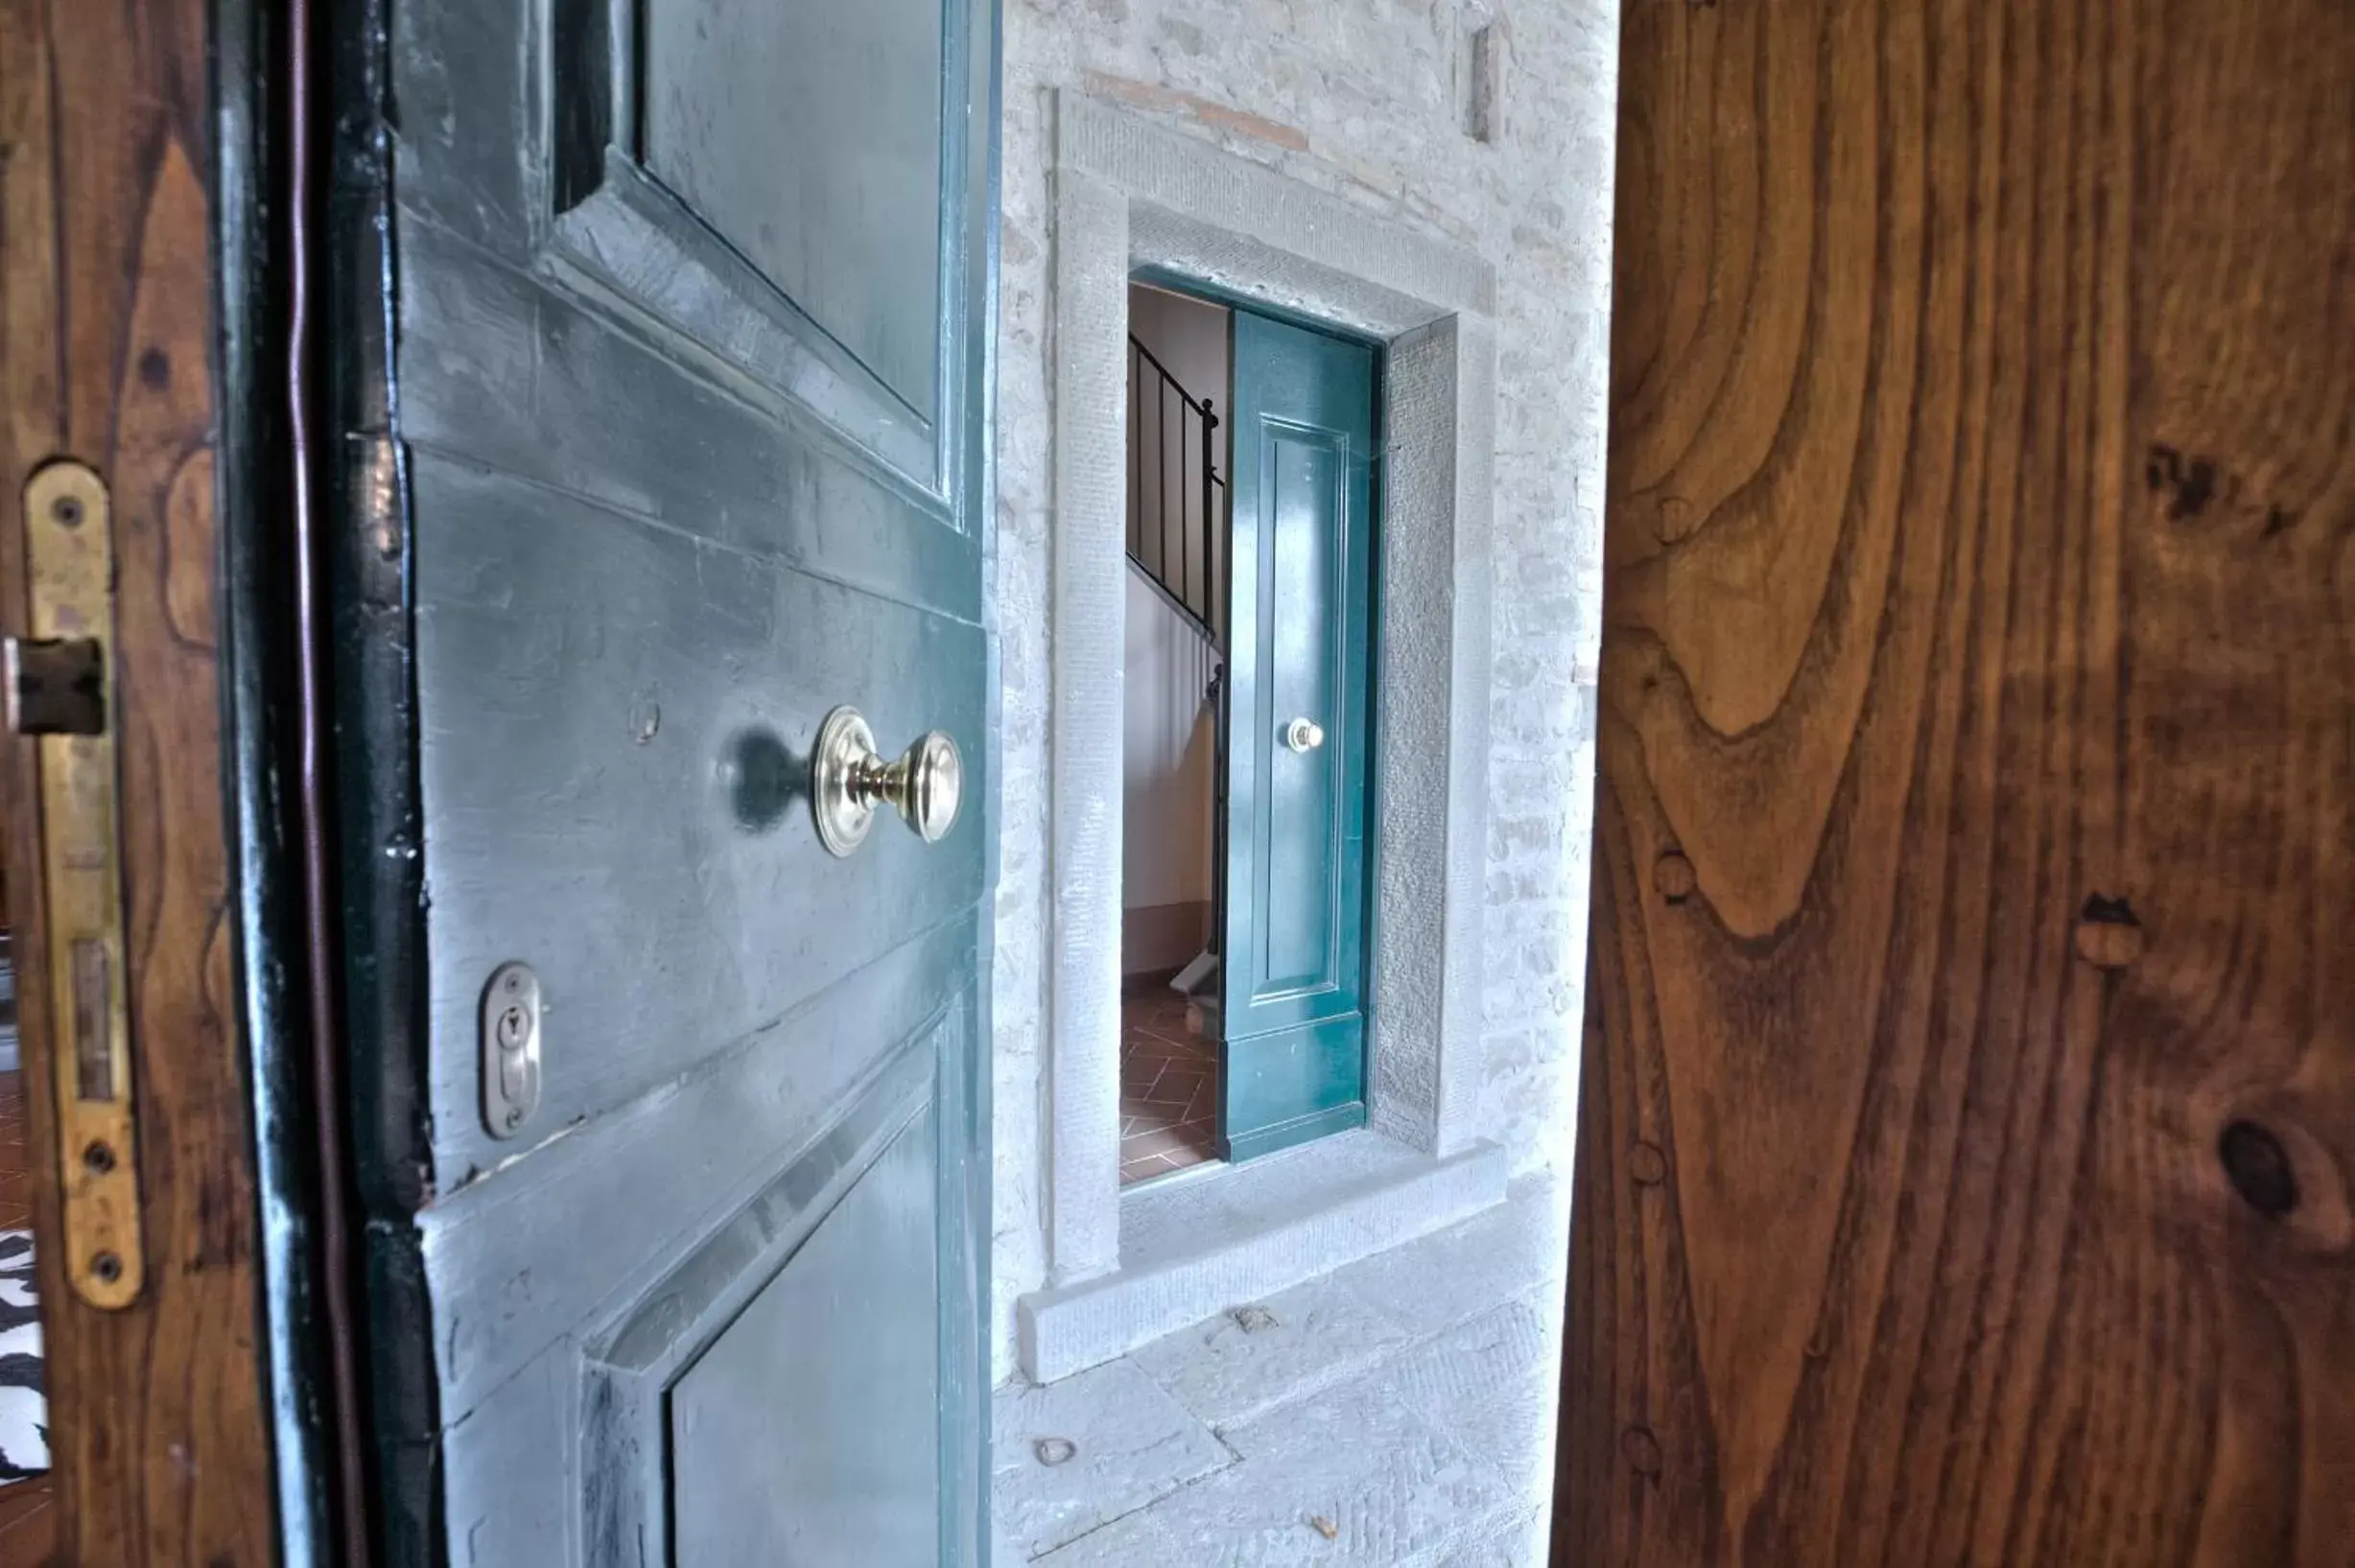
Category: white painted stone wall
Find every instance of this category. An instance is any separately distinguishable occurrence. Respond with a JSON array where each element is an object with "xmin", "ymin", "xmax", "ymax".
[
  {"xmin": 1120, "ymin": 576, "xmax": 1215, "ymax": 917},
  {"xmin": 991, "ymin": 0, "xmax": 1618, "ymax": 1378}
]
